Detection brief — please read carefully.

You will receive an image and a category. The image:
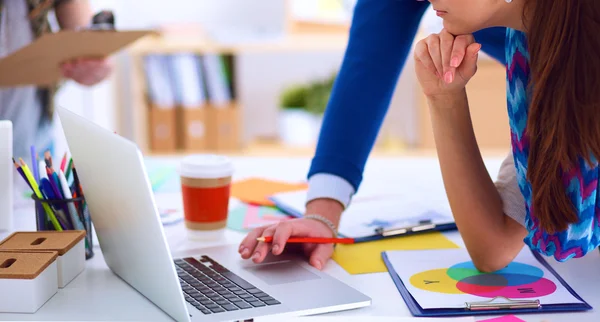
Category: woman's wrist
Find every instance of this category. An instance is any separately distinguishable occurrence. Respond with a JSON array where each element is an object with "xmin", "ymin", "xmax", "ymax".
[
  {"xmin": 305, "ymin": 198, "xmax": 343, "ymax": 228},
  {"xmin": 425, "ymin": 88, "xmax": 468, "ymax": 107}
]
